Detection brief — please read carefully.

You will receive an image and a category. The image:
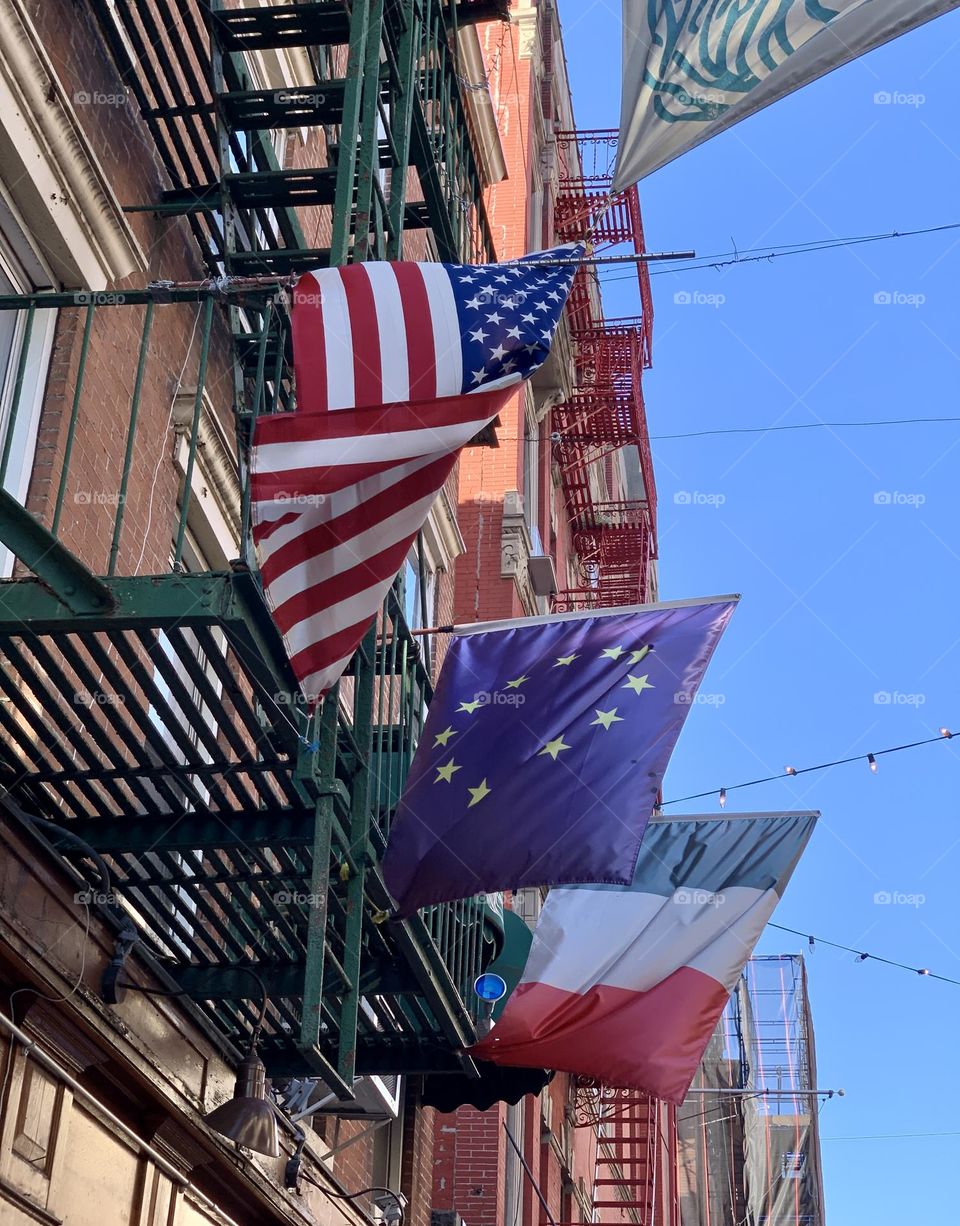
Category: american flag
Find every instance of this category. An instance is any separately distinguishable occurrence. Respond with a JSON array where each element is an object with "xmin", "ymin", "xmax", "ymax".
[{"xmin": 250, "ymin": 244, "xmax": 582, "ymax": 705}]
